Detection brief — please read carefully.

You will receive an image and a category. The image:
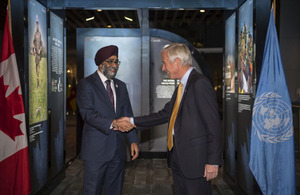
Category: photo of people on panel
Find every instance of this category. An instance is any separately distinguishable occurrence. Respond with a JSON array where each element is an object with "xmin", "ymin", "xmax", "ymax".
[{"xmin": 28, "ymin": 0, "xmax": 47, "ymax": 125}]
